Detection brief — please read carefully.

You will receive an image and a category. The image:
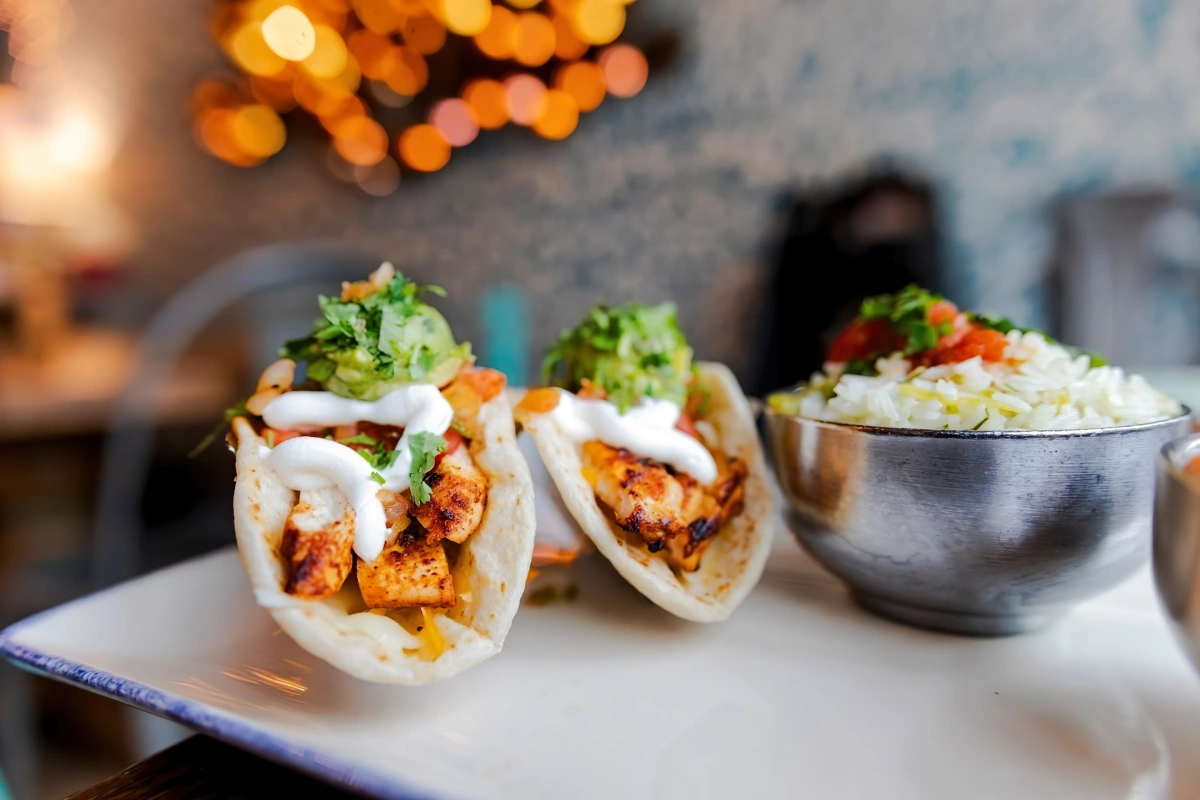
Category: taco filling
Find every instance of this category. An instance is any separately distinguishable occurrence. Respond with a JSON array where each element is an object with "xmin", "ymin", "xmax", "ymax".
[
  {"xmin": 229, "ymin": 264, "xmax": 507, "ymax": 655},
  {"xmin": 518, "ymin": 302, "xmax": 747, "ymax": 573}
]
